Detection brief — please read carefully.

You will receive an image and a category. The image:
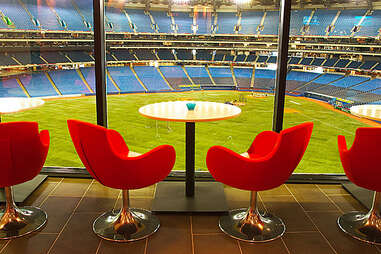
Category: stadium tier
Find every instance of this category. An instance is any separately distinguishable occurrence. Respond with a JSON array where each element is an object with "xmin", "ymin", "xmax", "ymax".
[
  {"xmin": 1, "ymin": 66, "xmax": 380, "ymax": 106},
  {"xmin": 0, "ymin": 2, "xmax": 380, "ymax": 37}
]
